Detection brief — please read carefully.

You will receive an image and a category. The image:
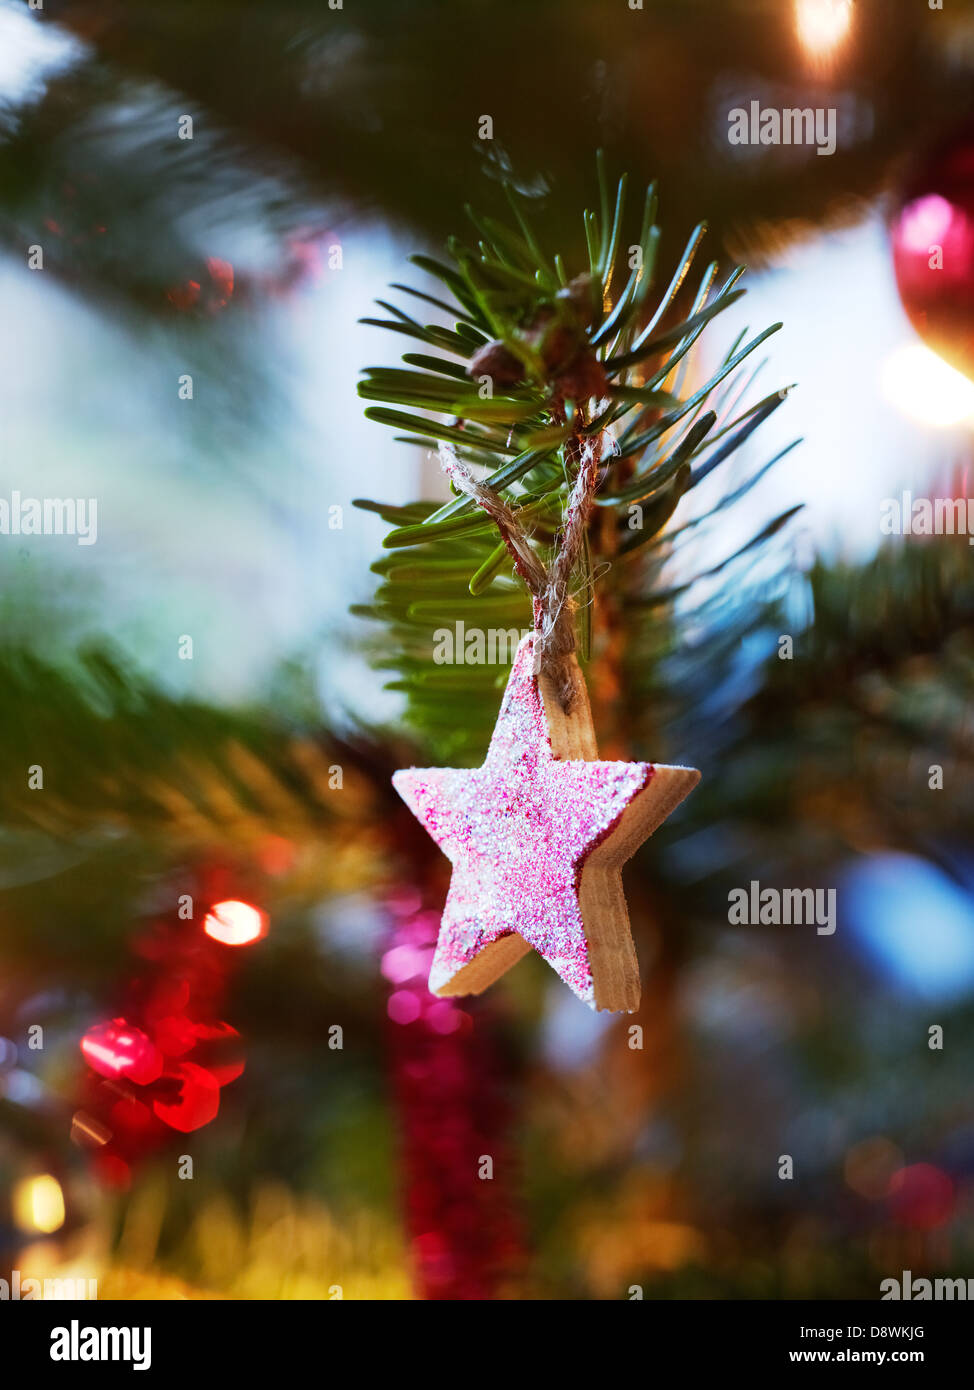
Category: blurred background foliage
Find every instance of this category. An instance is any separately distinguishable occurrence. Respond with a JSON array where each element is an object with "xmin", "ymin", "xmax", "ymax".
[{"xmin": 1, "ymin": 0, "xmax": 973, "ymax": 1299}]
